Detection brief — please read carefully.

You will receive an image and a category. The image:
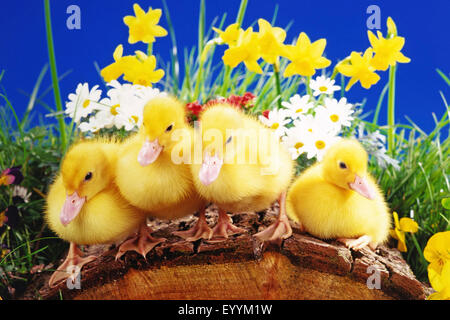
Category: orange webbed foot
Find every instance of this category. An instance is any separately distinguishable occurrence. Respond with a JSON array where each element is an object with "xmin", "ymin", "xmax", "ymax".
[{"xmin": 48, "ymin": 243, "xmax": 96, "ymax": 288}]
